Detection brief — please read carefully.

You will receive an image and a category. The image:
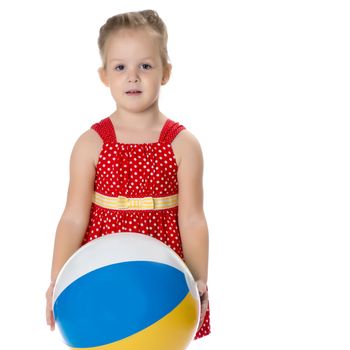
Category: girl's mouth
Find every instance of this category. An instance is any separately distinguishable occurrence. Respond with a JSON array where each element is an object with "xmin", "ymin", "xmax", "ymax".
[{"xmin": 126, "ymin": 90, "xmax": 142, "ymax": 95}]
